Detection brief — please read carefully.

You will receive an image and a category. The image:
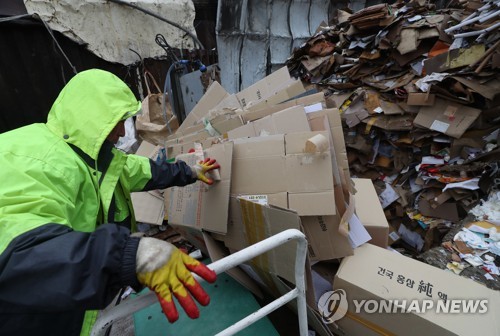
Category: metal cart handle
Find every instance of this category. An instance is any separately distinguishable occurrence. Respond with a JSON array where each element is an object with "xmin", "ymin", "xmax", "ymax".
[{"xmin": 91, "ymin": 228, "xmax": 309, "ymax": 336}]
